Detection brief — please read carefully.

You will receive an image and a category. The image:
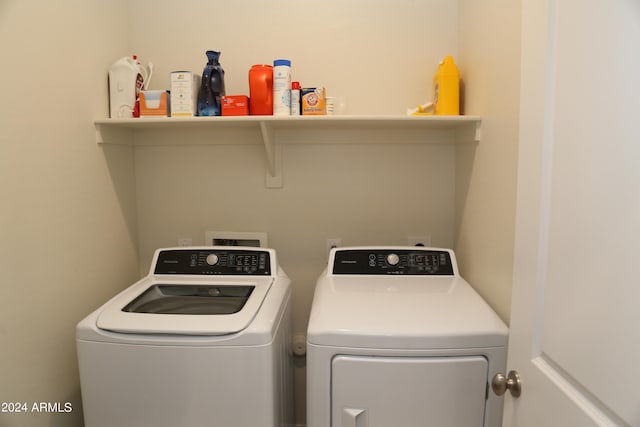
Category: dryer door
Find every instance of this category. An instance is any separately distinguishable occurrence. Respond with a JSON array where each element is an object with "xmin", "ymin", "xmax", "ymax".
[{"xmin": 331, "ymin": 355, "xmax": 488, "ymax": 427}]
